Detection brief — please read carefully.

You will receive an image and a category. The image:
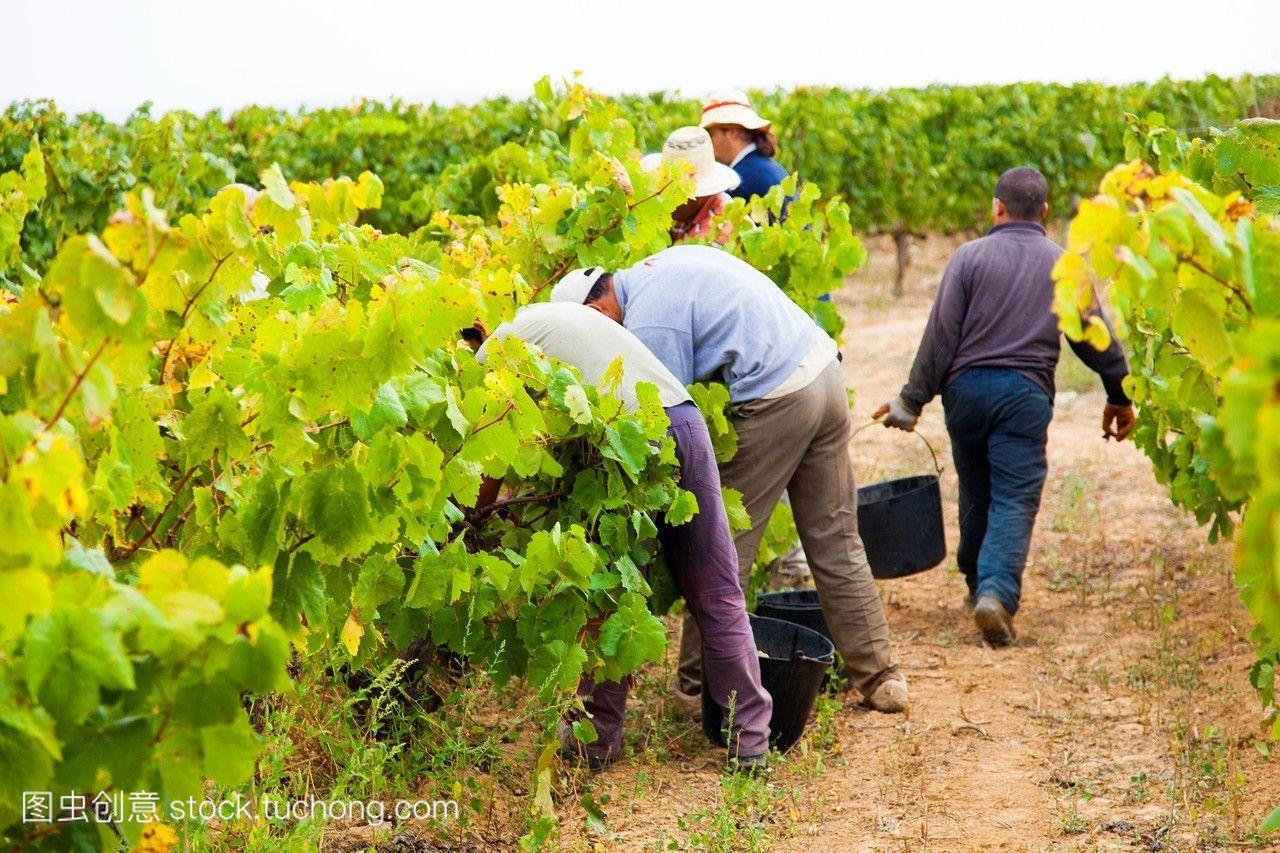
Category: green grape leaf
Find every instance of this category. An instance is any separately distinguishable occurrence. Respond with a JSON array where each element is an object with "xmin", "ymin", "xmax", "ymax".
[
  {"xmin": 23, "ymin": 607, "xmax": 135, "ymax": 728},
  {"xmin": 602, "ymin": 420, "xmax": 652, "ymax": 476},
  {"xmin": 201, "ymin": 719, "xmax": 259, "ymax": 786},
  {"xmin": 182, "ymin": 387, "xmax": 250, "ymax": 467},
  {"xmin": 301, "ymin": 462, "xmax": 375, "ymax": 554},
  {"xmin": 597, "ymin": 592, "xmax": 667, "ymax": 681},
  {"xmin": 663, "ymin": 488, "xmax": 699, "ymax": 526}
]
